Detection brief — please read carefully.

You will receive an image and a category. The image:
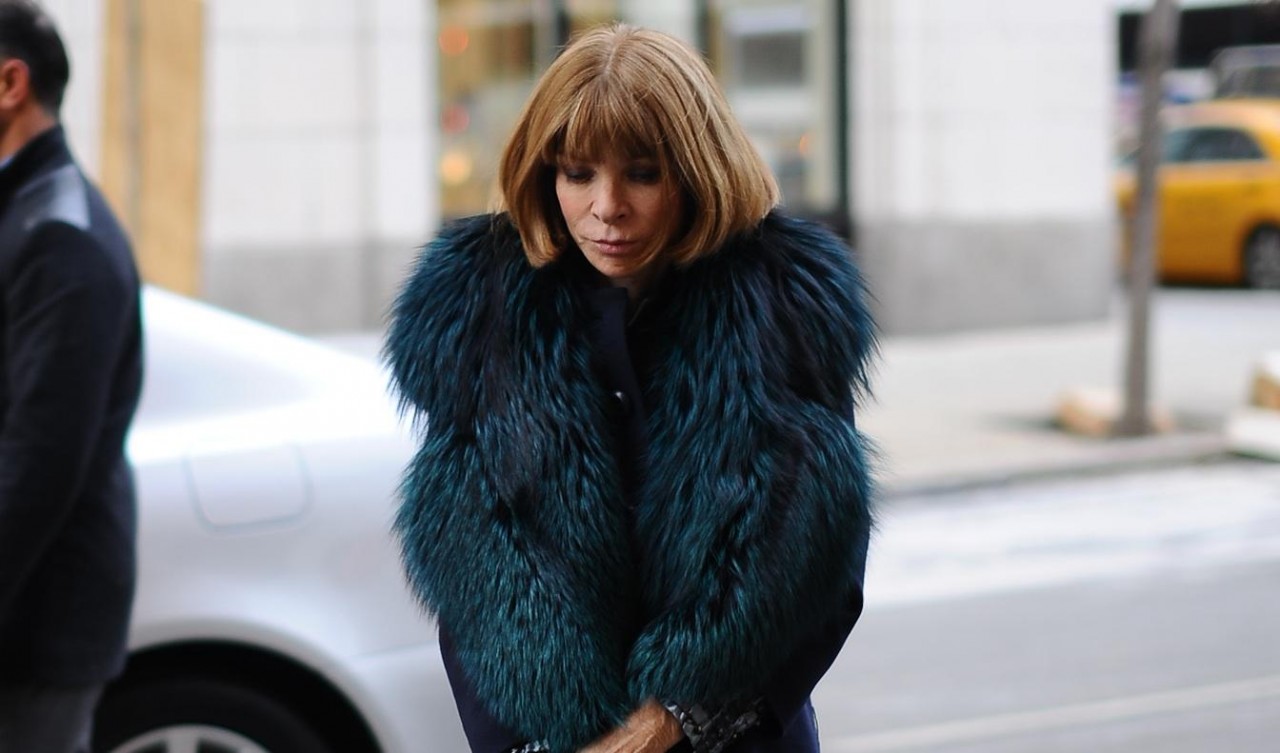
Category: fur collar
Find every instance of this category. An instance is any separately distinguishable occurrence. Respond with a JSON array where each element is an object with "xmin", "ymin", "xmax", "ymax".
[{"xmin": 386, "ymin": 211, "xmax": 876, "ymax": 751}]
